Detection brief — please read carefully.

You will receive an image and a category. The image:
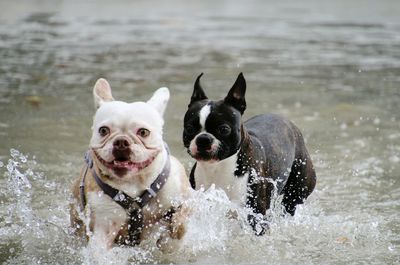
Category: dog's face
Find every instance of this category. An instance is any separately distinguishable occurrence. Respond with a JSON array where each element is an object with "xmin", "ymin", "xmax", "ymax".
[
  {"xmin": 90, "ymin": 78, "xmax": 170, "ymax": 179},
  {"xmin": 183, "ymin": 73, "xmax": 247, "ymax": 162}
]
